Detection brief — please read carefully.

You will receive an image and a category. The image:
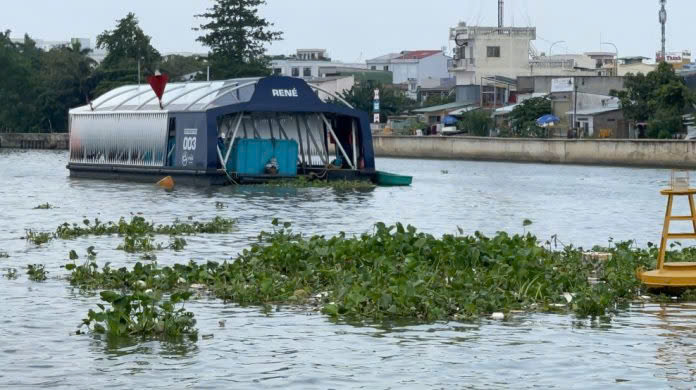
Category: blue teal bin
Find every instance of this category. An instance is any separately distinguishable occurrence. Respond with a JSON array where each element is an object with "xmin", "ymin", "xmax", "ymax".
[{"xmin": 227, "ymin": 139, "xmax": 298, "ymax": 176}]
